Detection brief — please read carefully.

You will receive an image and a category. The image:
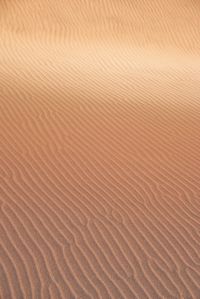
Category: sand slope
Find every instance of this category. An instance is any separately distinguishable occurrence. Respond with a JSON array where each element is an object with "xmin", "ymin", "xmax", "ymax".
[{"xmin": 1, "ymin": 1, "xmax": 200, "ymax": 298}]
